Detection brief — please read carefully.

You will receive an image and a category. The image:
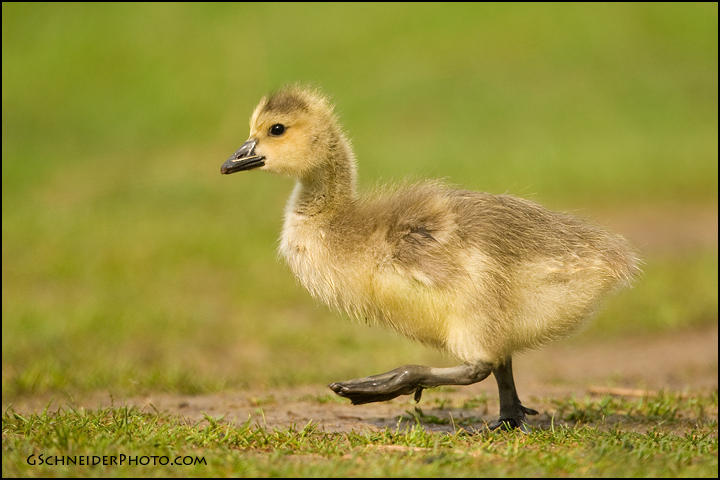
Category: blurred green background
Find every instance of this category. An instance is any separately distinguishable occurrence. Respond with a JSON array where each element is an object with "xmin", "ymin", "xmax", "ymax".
[{"xmin": 2, "ymin": 3, "xmax": 717, "ymax": 400}]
